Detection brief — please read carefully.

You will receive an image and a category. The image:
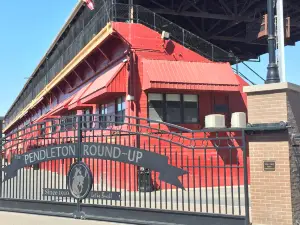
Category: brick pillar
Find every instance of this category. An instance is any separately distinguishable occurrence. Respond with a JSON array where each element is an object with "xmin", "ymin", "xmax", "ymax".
[{"xmin": 244, "ymin": 83, "xmax": 300, "ymax": 225}]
